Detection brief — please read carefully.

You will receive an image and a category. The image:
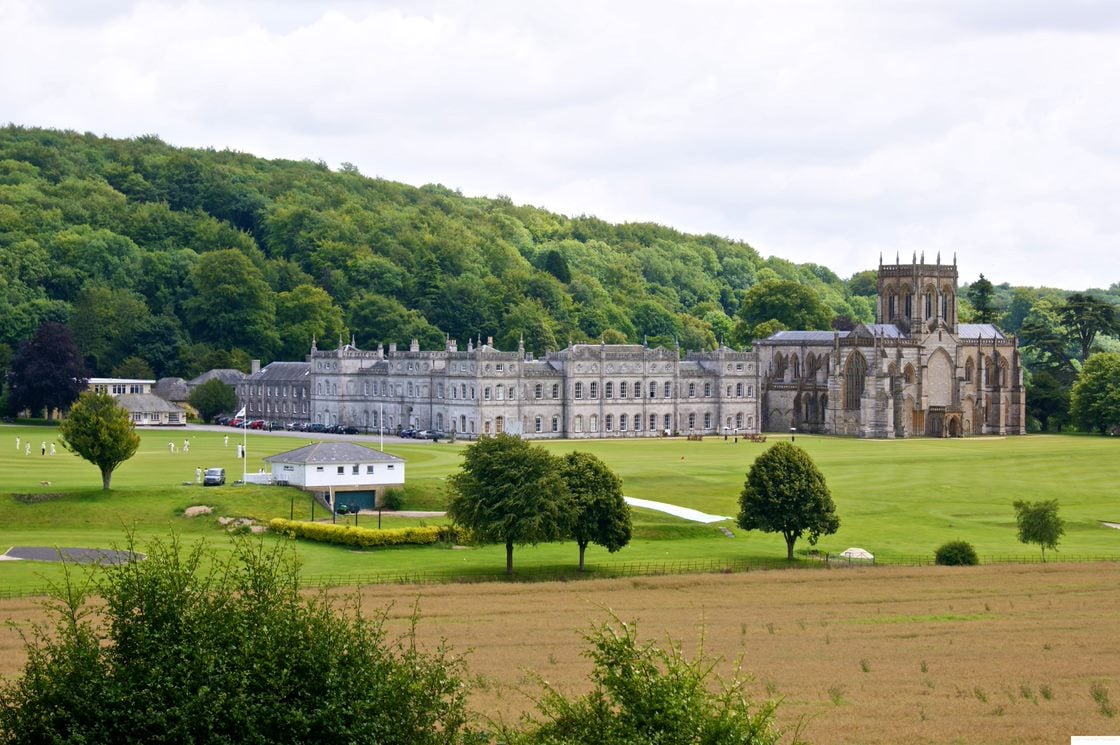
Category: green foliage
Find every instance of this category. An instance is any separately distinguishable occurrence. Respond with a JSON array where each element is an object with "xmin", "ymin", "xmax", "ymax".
[
  {"xmin": 380, "ymin": 487, "xmax": 406, "ymax": 510},
  {"xmin": 270, "ymin": 518, "xmax": 464, "ymax": 547},
  {"xmin": 446, "ymin": 434, "xmax": 571, "ymax": 574},
  {"xmin": 967, "ymin": 274, "xmax": 998, "ymax": 324},
  {"xmin": 558, "ymin": 451, "xmax": 632, "ymax": 570},
  {"xmin": 1013, "ymin": 499, "xmax": 1065, "ymax": 561},
  {"xmin": 57, "ymin": 390, "xmax": 140, "ymax": 490},
  {"xmin": 187, "ymin": 378, "xmax": 238, "ymax": 422},
  {"xmin": 0, "ymin": 536, "xmax": 475, "ymax": 744},
  {"xmin": 1027, "ymin": 371, "xmax": 1070, "ymax": 432},
  {"xmin": 506, "ymin": 617, "xmax": 784, "ymax": 745},
  {"xmin": 934, "ymin": 540, "xmax": 979, "ymax": 566},
  {"xmin": 735, "ymin": 279, "xmax": 832, "ymax": 346},
  {"xmin": 737, "ymin": 442, "xmax": 839, "ymax": 560},
  {"xmin": 1060, "ymin": 294, "xmax": 1118, "ymax": 363},
  {"xmin": 1070, "ymin": 352, "xmax": 1120, "ymax": 434}
]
